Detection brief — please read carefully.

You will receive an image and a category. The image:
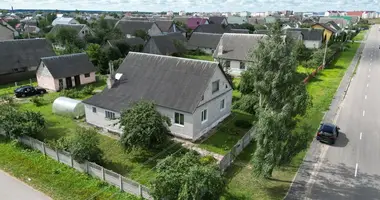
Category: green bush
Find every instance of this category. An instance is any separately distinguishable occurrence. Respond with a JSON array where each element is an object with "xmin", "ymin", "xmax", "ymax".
[
  {"xmin": 30, "ymin": 96, "xmax": 44, "ymax": 107},
  {"xmin": 199, "ymin": 155, "xmax": 217, "ymax": 165},
  {"xmin": 60, "ymin": 89, "xmax": 81, "ymax": 98},
  {"xmin": 0, "ymin": 95, "xmax": 14, "ymax": 105},
  {"xmin": 81, "ymin": 85, "xmax": 94, "ymax": 95},
  {"xmin": 234, "ymin": 119, "xmax": 252, "ymax": 129}
]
